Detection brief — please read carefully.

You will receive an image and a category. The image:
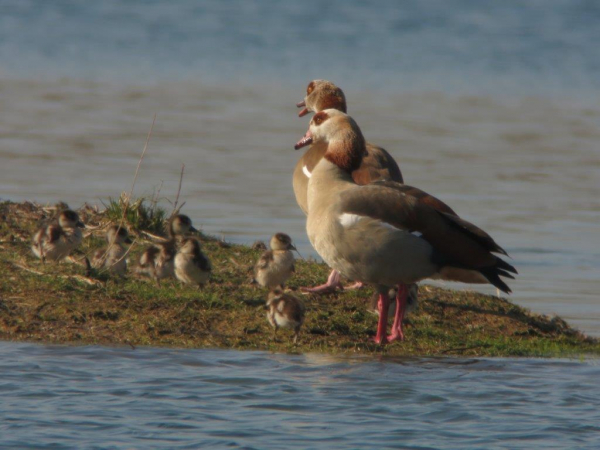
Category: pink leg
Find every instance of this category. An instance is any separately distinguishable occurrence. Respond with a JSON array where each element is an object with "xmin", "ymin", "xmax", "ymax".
[
  {"xmin": 372, "ymin": 290, "xmax": 390, "ymax": 345},
  {"xmin": 300, "ymin": 269, "xmax": 342, "ymax": 294},
  {"xmin": 388, "ymin": 284, "xmax": 408, "ymax": 342},
  {"xmin": 343, "ymin": 281, "xmax": 365, "ymax": 290}
]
